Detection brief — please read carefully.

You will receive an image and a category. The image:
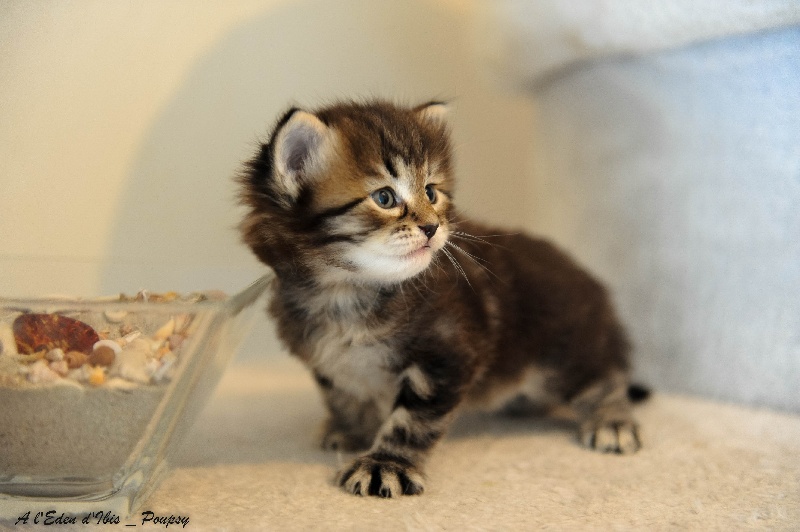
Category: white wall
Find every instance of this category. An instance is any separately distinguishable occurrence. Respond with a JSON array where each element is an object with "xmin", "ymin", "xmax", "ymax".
[
  {"xmin": 1, "ymin": 0, "xmax": 539, "ymax": 364},
  {"xmin": 0, "ymin": 0, "xmax": 534, "ymax": 299}
]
